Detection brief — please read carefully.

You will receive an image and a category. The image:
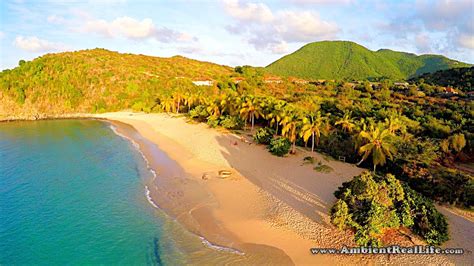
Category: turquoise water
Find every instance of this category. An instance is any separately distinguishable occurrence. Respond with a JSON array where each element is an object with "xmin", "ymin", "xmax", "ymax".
[{"xmin": 0, "ymin": 120, "xmax": 191, "ymax": 265}]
